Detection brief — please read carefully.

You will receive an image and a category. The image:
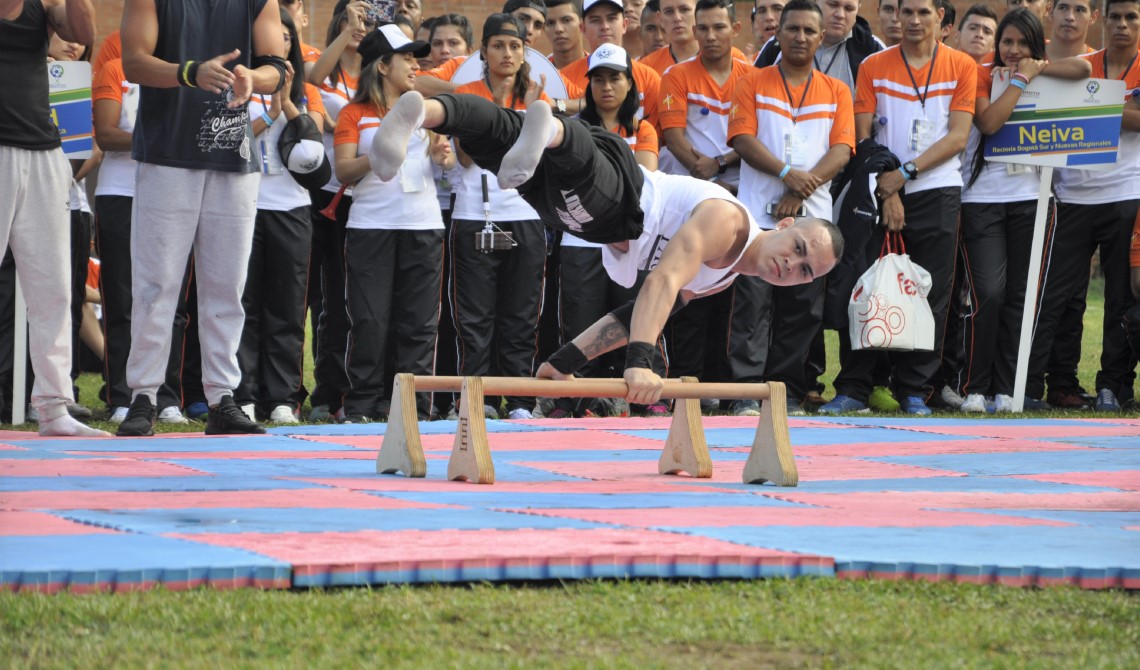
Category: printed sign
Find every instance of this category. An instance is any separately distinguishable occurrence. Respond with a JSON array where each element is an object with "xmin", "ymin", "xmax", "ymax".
[
  {"xmin": 48, "ymin": 60, "xmax": 93, "ymax": 158},
  {"xmin": 984, "ymin": 74, "xmax": 1125, "ymax": 170}
]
